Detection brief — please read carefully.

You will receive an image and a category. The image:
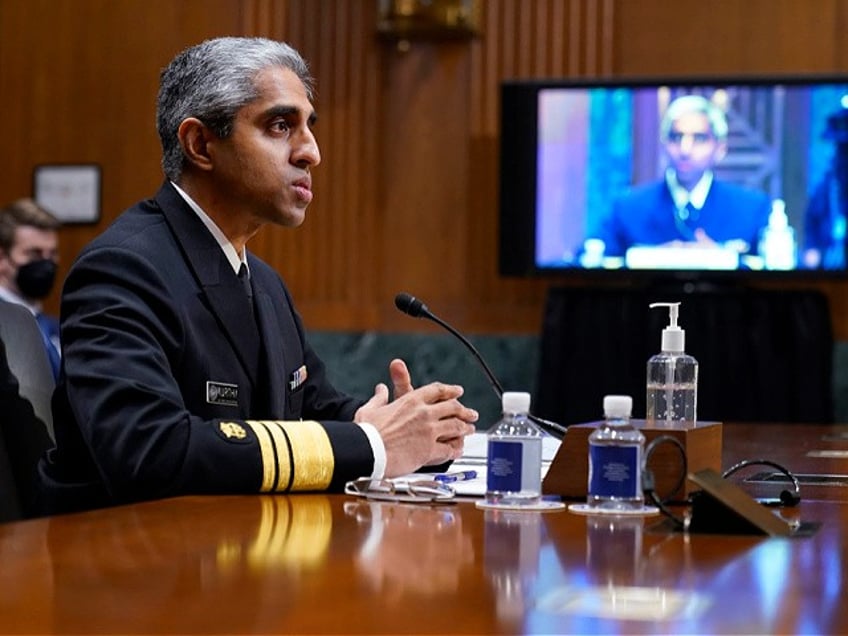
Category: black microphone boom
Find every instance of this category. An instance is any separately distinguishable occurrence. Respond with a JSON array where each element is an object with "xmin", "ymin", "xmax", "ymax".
[
  {"xmin": 393, "ymin": 292, "xmax": 568, "ymax": 438},
  {"xmin": 395, "ymin": 292, "xmax": 504, "ymax": 397}
]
